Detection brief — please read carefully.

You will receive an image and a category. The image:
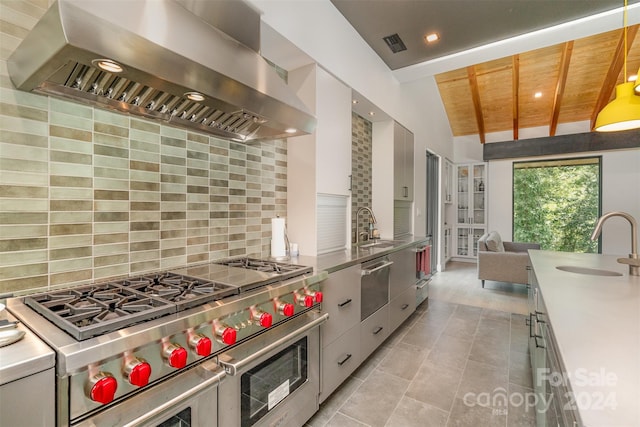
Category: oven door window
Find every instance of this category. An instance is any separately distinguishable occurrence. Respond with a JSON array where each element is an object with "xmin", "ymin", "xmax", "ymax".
[
  {"xmin": 156, "ymin": 407, "xmax": 191, "ymax": 427},
  {"xmin": 241, "ymin": 337, "xmax": 308, "ymax": 427}
]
